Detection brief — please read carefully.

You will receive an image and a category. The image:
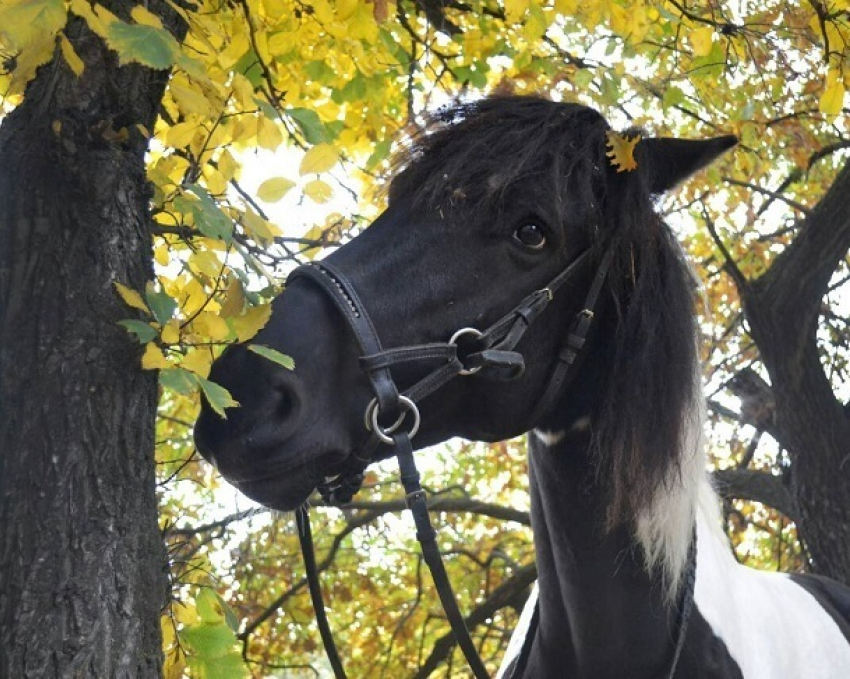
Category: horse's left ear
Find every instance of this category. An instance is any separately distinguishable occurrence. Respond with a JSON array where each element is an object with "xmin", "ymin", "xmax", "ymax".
[{"xmin": 638, "ymin": 135, "xmax": 737, "ymax": 194}]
